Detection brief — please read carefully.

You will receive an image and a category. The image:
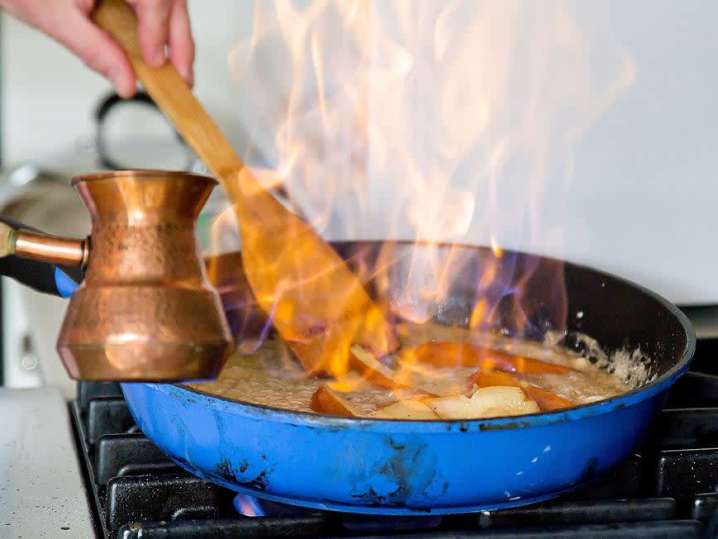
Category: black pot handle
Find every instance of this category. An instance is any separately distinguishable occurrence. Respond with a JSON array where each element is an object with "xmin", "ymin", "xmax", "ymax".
[
  {"xmin": 95, "ymin": 91, "xmax": 191, "ymax": 170},
  {"xmin": 0, "ymin": 217, "xmax": 82, "ymax": 297}
]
